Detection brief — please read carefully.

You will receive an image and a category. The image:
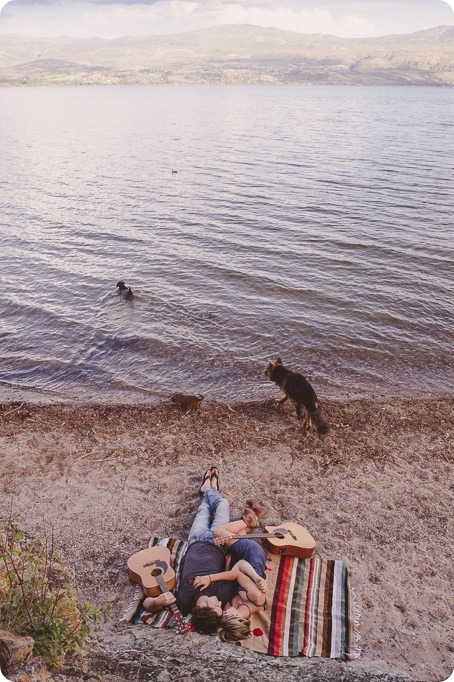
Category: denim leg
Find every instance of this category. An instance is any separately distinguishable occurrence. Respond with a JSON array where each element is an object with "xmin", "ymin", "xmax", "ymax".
[
  {"xmin": 187, "ymin": 493, "xmax": 211, "ymax": 545},
  {"xmin": 208, "ymin": 489, "xmax": 230, "ymax": 532},
  {"xmin": 187, "ymin": 487, "xmax": 230, "ymax": 545}
]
